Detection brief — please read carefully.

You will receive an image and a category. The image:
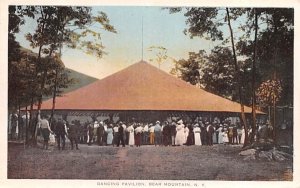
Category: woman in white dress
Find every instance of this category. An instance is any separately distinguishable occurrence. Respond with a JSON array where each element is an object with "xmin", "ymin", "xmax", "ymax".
[
  {"xmin": 240, "ymin": 127, "xmax": 245, "ymax": 144},
  {"xmin": 217, "ymin": 126, "xmax": 223, "ymax": 144},
  {"xmin": 193, "ymin": 124, "xmax": 202, "ymax": 145},
  {"xmin": 106, "ymin": 124, "xmax": 114, "ymax": 145},
  {"xmin": 222, "ymin": 128, "xmax": 229, "ymax": 144},
  {"xmin": 127, "ymin": 124, "xmax": 135, "ymax": 146},
  {"xmin": 175, "ymin": 120, "xmax": 185, "ymax": 146}
]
